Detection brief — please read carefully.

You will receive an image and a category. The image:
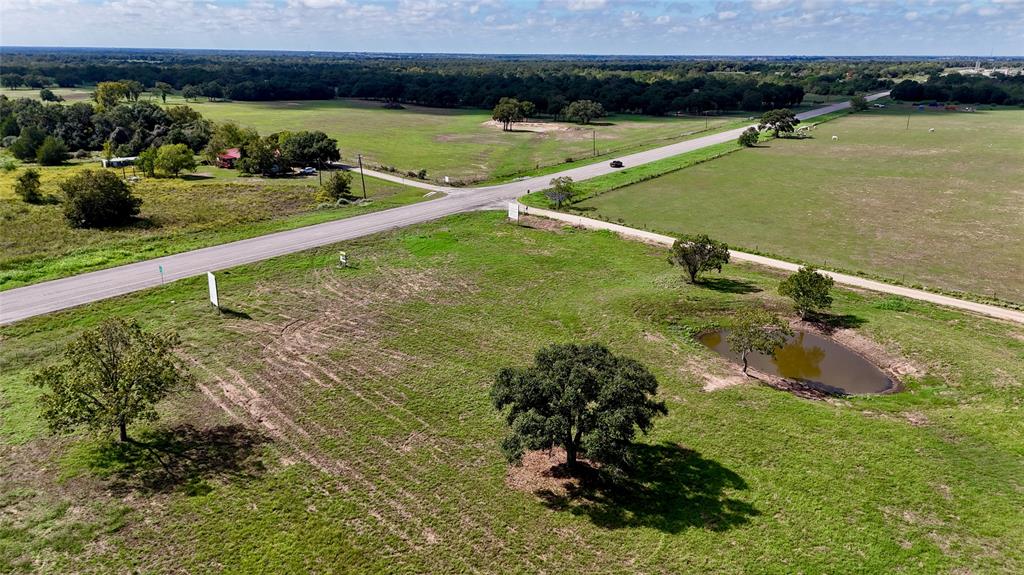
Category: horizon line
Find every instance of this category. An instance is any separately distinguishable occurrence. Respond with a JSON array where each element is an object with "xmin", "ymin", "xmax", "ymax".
[{"xmin": 2, "ymin": 45, "xmax": 1023, "ymax": 60}]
